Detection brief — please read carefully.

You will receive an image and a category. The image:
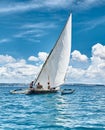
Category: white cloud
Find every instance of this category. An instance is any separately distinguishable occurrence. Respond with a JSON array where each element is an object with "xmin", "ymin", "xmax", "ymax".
[
  {"xmin": 66, "ymin": 43, "xmax": 105, "ymax": 84},
  {"xmin": 0, "ymin": 0, "xmax": 73, "ymax": 14},
  {"xmin": 14, "ymin": 22, "xmax": 56, "ymax": 41},
  {"xmin": 66, "ymin": 66, "xmax": 85, "ymax": 80},
  {"xmin": 85, "ymin": 43, "xmax": 105, "ymax": 82},
  {"xmin": 28, "ymin": 56, "xmax": 39, "ymax": 62},
  {"xmin": 0, "ymin": 53, "xmax": 48, "ymax": 83},
  {"xmin": 22, "ymin": 22, "xmax": 56, "ymax": 29},
  {"xmin": 0, "ymin": 55, "xmax": 16, "ymax": 64},
  {"xmin": 0, "ymin": 1, "xmax": 41, "ymax": 14},
  {"xmin": 71, "ymin": 50, "xmax": 88, "ymax": 62},
  {"xmin": 14, "ymin": 29, "xmax": 43, "ymax": 38},
  {"xmin": 28, "ymin": 52, "xmax": 48, "ymax": 62},
  {"xmin": 0, "ymin": 55, "xmax": 40, "ymax": 83},
  {"xmin": 1, "ymin": 43, "xmax": 105, "ymax": 84},
  {"xmin": 92, "ymin": 43, "xmax": 105, "ymax": 59},
  {"xmin": 72, "ymin": 0, "xmax": 105, "ymax": 11},
  {"xmin": 0, "ymin": 0, "xmax": 104, "ymax": 14},
  {"xmin": 38, "ymin": 52, "xmax": 48, "ymax": 61},
  {"xmin": 43, "ymin": 0, "xmax": 73, "ymax": 8}
]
